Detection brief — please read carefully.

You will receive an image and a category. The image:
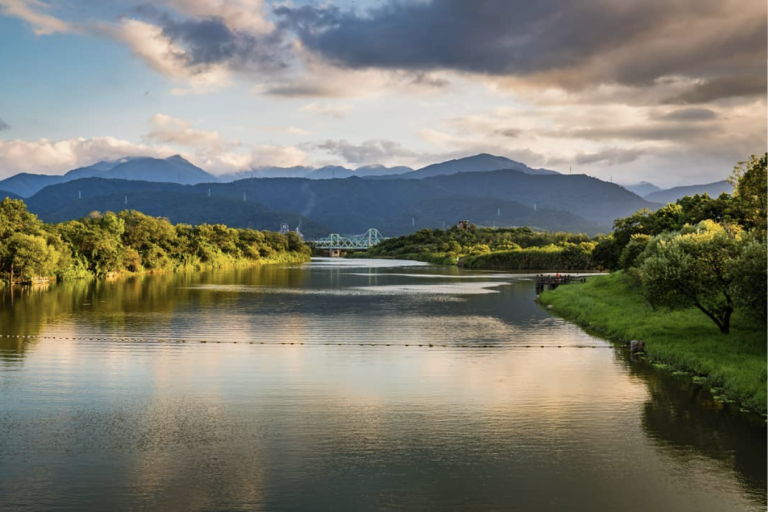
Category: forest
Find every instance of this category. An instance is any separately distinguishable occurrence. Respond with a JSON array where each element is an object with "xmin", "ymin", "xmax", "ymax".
[{"xmin": 0, "ymin": 200, "xmax": 311, "ymax": 284}]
